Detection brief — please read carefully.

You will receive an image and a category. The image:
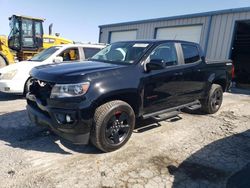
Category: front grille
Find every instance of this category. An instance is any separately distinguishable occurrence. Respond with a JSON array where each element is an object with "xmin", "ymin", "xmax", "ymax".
[{"xmin": 27, "ymin": 78, "xmax": 54, "ymax": 106}]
